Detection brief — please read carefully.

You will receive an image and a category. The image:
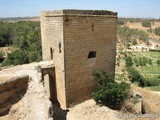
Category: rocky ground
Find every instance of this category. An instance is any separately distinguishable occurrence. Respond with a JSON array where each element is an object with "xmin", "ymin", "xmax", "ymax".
[{"xmin": 66, "ymin": 99, "xmax": 121, "ymax": 120}]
